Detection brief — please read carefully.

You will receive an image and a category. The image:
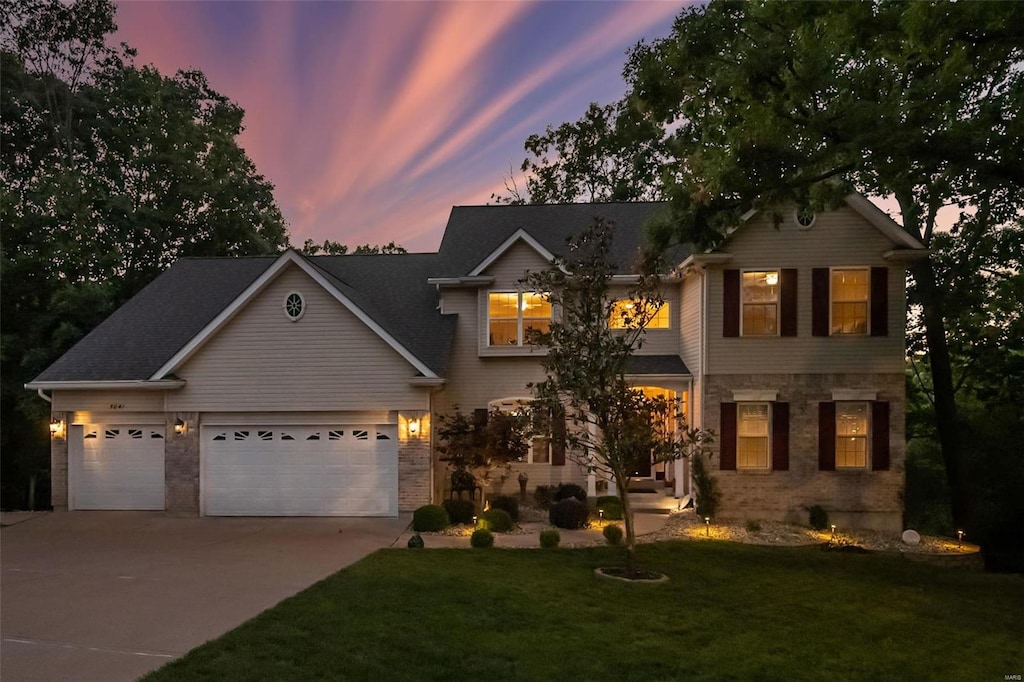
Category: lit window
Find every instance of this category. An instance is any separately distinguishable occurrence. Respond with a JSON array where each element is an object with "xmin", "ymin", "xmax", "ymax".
[
  {"xmin": 737, "ymin": 403, "xmax": 770, "ymax": 469},
  {"xmin": 741, "ymin": 271, "xmax": 779, "ymax": 336},
  {"xmin": 488, "ymin": 292, "xmax": 551, "ymax": 346},
  {"xmin": 609, "ymin": 300, "xmax": 670, "ymax": 330},
  {"xmin": 831, "ymin": 269, "xmax": 868, "ymax": 335},
  {"xmin": 836, "ymin": 402, "xmax": 868, "ymax": 468}
]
